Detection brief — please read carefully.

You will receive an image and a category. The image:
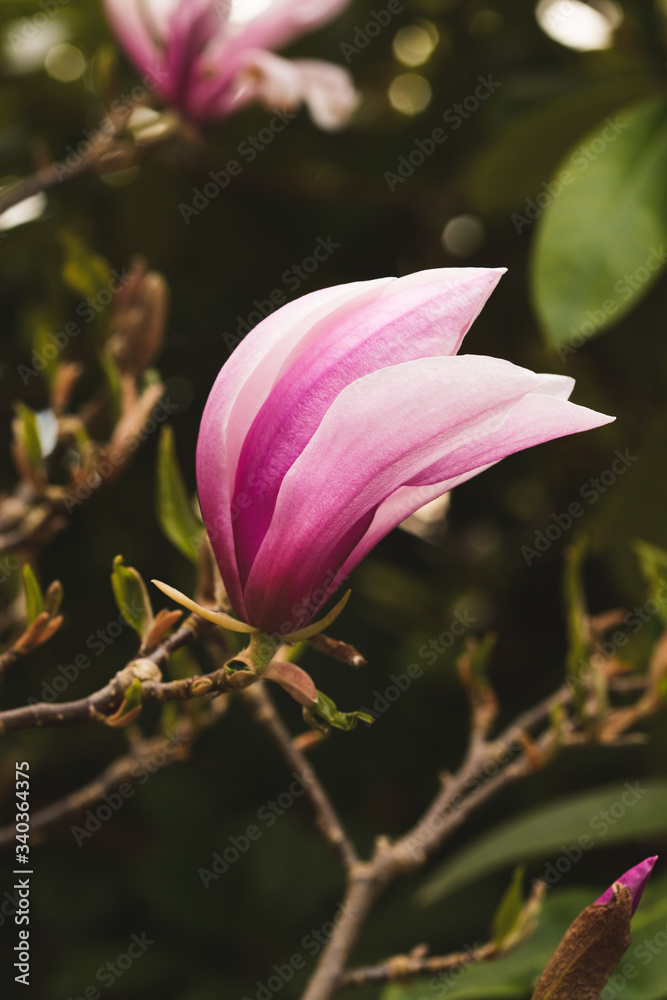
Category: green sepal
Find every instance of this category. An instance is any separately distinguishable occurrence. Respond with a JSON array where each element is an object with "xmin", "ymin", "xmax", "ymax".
[{"xmin": 302, "ymin": 690, "xmax": 375, "ymax": 733}]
